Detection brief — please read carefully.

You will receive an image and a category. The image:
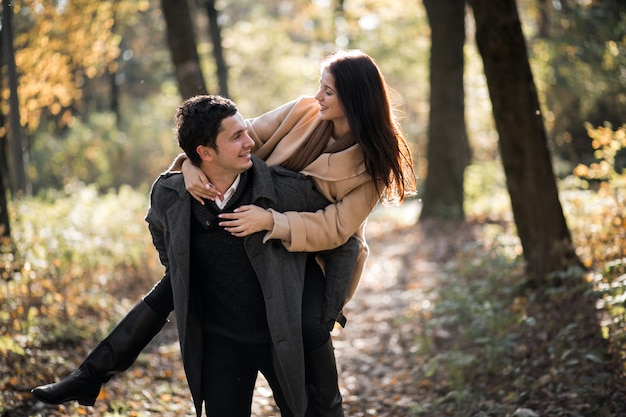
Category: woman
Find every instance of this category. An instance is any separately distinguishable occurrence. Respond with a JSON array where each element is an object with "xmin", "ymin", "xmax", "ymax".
[
  {"xmin": 31, "ymin": 49, "xmax": 416, "ymax": 416},
  {"xmin": 181, "ymin": 48, "xmax": 414, "ymax": 302},
  {"xmin": 176, "ymin": 49, "xmax": 416, "ymax": 416}
]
